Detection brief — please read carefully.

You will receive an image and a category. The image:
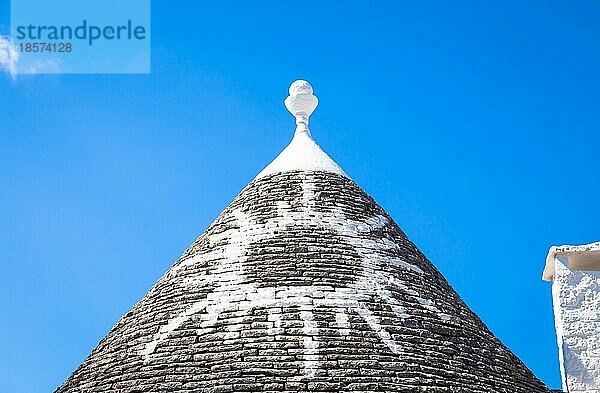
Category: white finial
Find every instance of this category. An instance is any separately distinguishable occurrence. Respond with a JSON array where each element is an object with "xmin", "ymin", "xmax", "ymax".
[
  {"xmin": 254, "ymin": 80, "xmax": 347, "ymax": 180},
  {"xmin": 285, "ymin": 80, "xmax": 318, "ymax": 127}
]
